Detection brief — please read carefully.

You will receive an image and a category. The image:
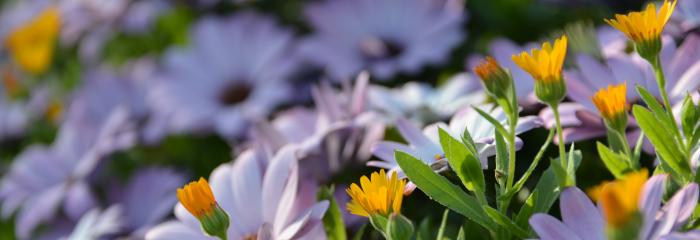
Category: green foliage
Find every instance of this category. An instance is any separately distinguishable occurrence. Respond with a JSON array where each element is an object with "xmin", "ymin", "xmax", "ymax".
[
  {"xmin": 597, "ymin": 142, "xmax": 632, "ymax": 179},
  {"xmin": 386, "ymin": 214, "xmax": 414, "ymax": 240},
  {"xmin": 394, "ymin": 151, "xmax": 495, "ymax": 232},
  {"xmin": 317, "ymin": 186, "xmax": 347, "ymax": 240},
  {"xmin": 438, "ymin": 128, "xmax": 486, "ymax": 201},
  {"xmin": 633, "ymin": 105, "xmax": 692, "ymax": 183}
]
